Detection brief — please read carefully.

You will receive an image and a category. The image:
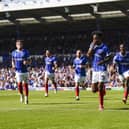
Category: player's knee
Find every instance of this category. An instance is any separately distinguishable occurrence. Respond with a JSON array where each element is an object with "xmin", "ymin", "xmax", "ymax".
[{"xmin": 98, "ymin": 84, "xmax": 104, "ymax": 91}]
